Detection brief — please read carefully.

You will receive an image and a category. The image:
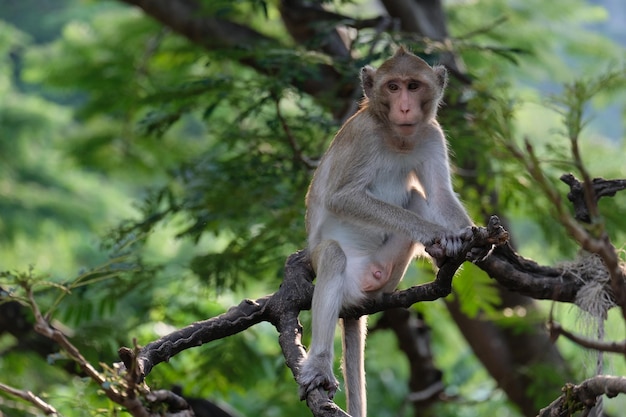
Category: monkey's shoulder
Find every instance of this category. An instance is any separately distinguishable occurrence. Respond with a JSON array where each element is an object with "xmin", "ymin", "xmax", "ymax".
[{"xmin": 332, "ymin": 111, "xmax": 381, "ymax": 145}]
